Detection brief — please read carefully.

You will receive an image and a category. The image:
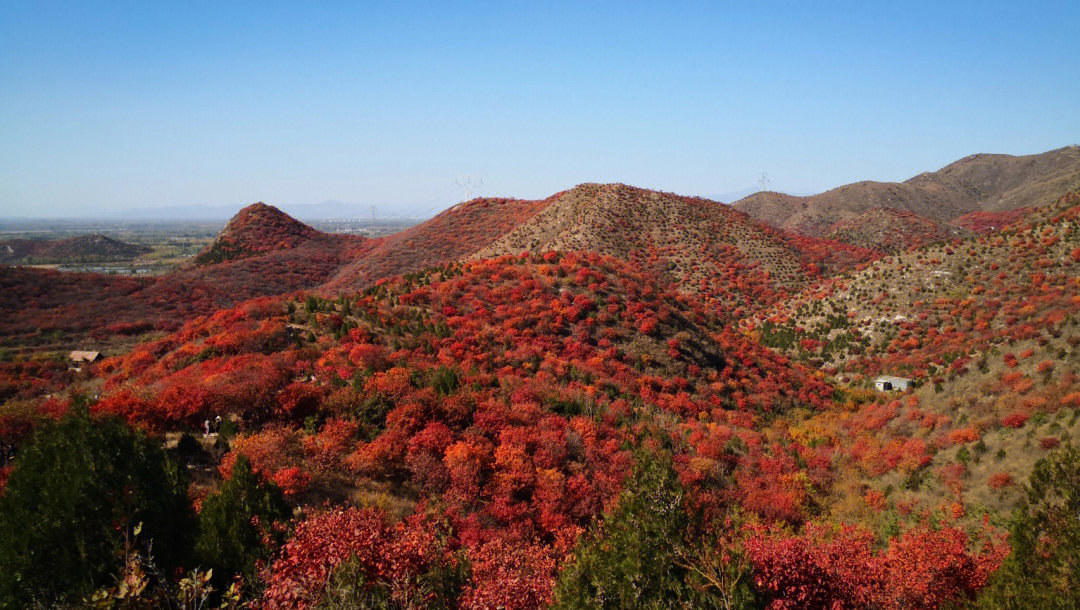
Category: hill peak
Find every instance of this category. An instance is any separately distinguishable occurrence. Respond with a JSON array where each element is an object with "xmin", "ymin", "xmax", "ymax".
[{"xmin": 191, "ymin": 202, "xmax": 324, "ymax": 265}]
